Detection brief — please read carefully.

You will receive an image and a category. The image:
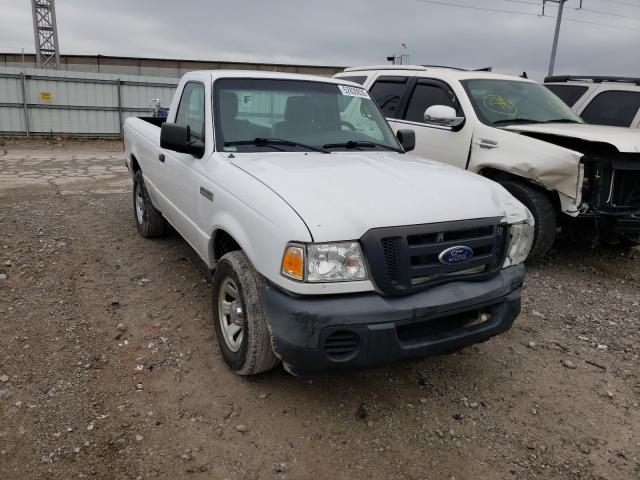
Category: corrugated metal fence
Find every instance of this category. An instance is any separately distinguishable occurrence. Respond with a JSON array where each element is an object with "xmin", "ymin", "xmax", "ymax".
[{"xmin": 0, "ymin": 67, "xmax": 178, "ymax": 137}]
